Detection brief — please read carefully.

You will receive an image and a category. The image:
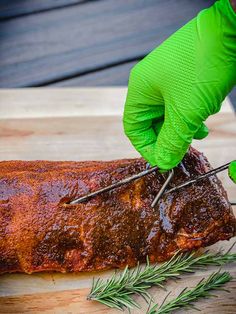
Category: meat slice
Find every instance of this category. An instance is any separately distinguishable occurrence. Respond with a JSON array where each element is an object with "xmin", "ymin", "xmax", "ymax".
[{"xmin": 0, "ymin": 147, "xmax": 235, "ymax": 274}]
